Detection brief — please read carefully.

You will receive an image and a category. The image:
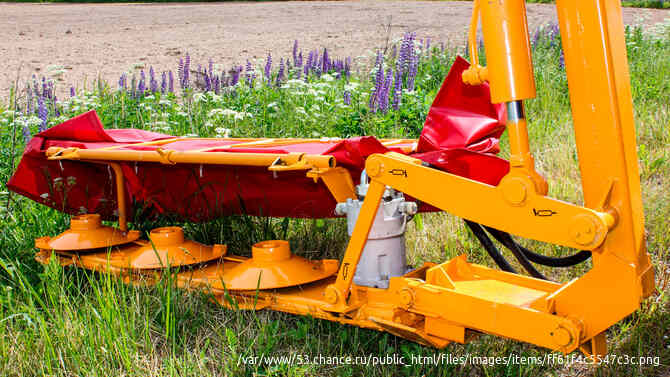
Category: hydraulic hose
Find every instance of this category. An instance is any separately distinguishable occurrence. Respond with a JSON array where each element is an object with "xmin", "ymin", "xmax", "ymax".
[
  {"xmin": 482, "ymin": 225, "xmax": 592, "ymax": 267},
  {"xmin": 464, "ymin": 220, "xmax": 516, "ymax": 273},
  {"xmin": 482, "ymin": 226, "xmax": 548, "ymax": 280}
]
